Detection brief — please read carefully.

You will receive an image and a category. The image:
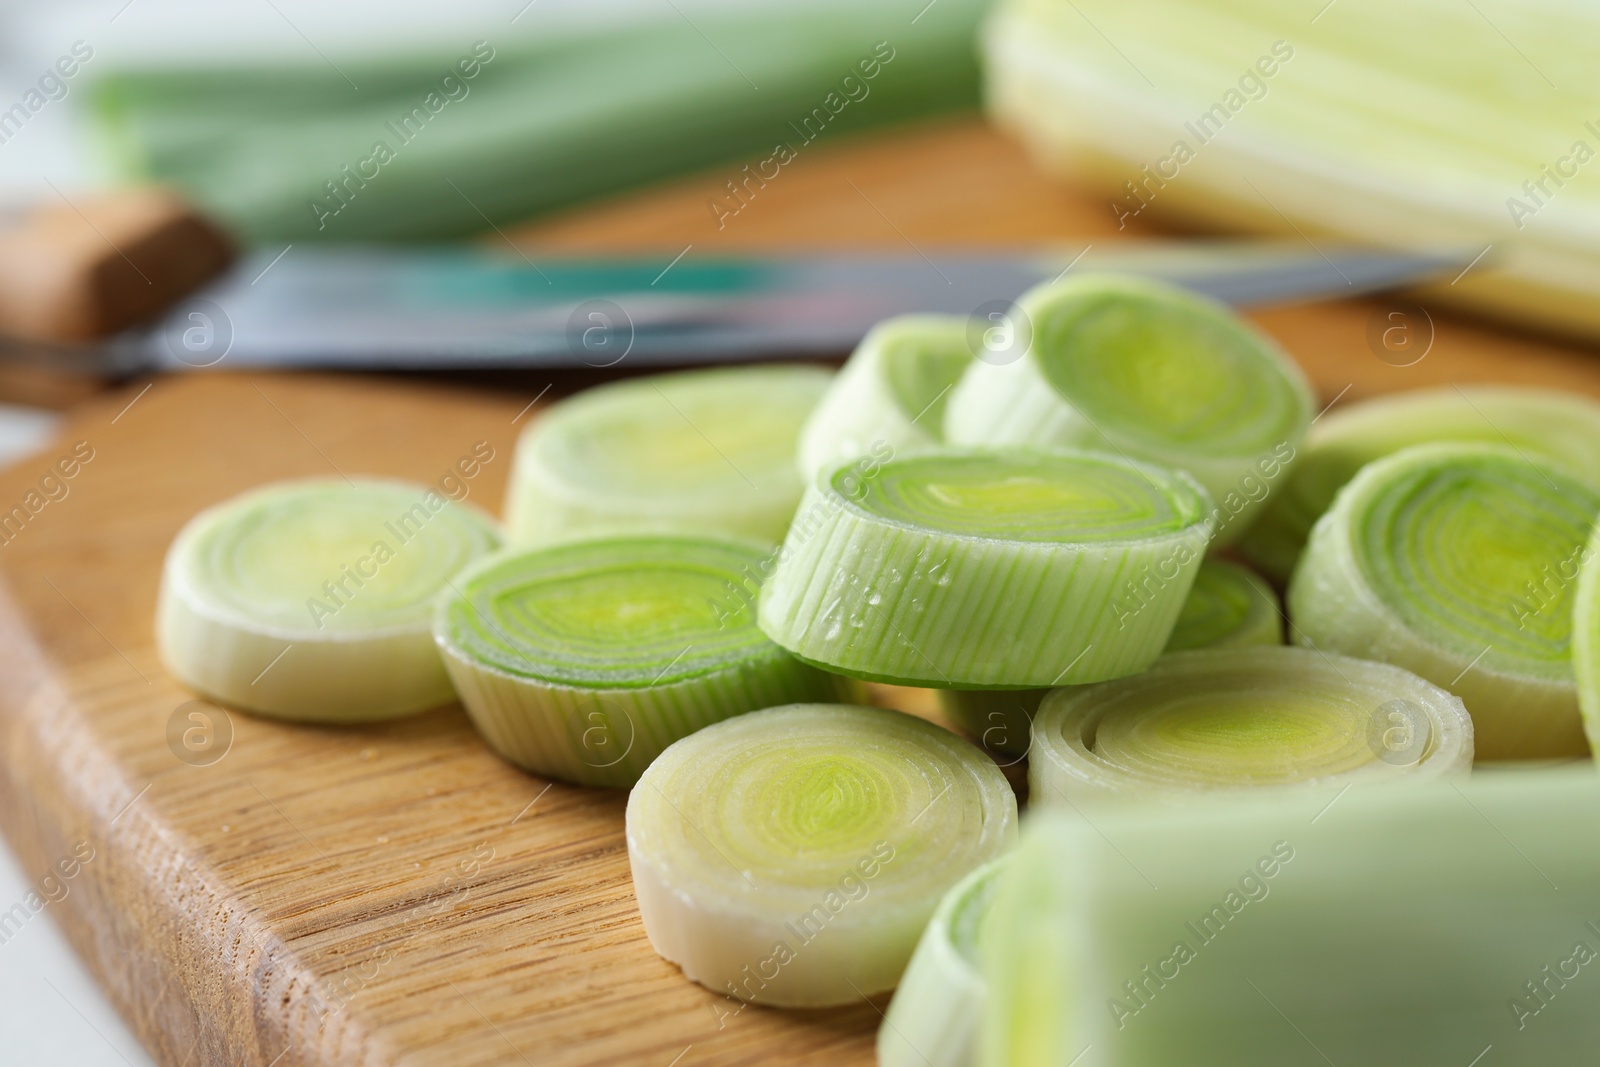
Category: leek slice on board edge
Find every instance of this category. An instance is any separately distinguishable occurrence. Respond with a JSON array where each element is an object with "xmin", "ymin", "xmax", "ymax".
[
  {"xmin": 627, "ymin": 703, "xmax": 1017, "ymax": 1006},
  {"xmin": 157, "ymin": 477, "xmax": 500, "ymax": 722}
]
